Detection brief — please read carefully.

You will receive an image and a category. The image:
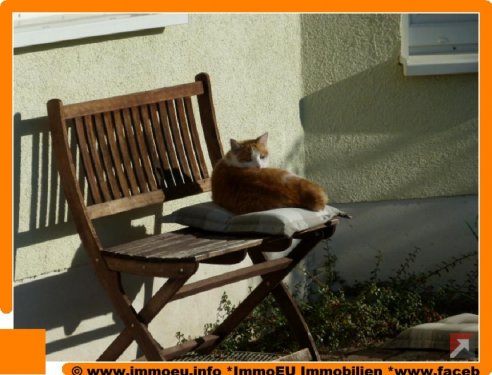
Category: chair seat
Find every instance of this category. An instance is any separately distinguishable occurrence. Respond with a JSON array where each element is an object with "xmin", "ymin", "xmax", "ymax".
[{"xmin": 102, "ymin": 228, "xmax": 291, "ymax": 263}]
